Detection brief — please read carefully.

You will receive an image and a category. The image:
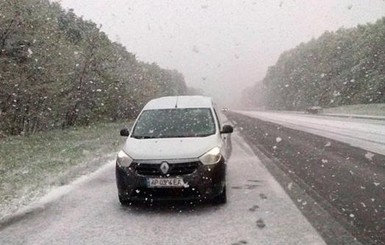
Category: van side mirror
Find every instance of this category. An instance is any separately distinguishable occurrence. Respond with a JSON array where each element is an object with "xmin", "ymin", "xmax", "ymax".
[
  {"xmin": 120, "ymin": 128, "xmax": 130, "ymax": 137},
  {"xmin": 220, "ymin": 125, "xmax": 233, "ymax": 134}
]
